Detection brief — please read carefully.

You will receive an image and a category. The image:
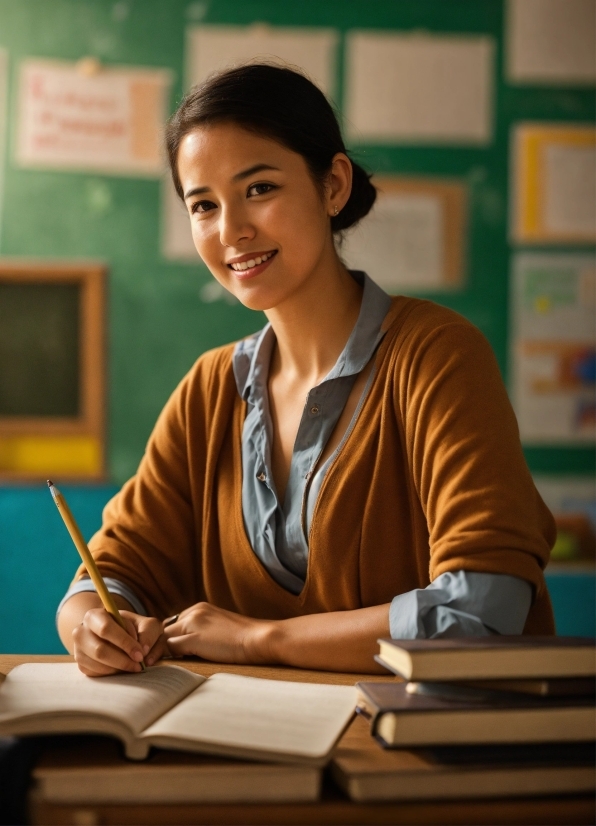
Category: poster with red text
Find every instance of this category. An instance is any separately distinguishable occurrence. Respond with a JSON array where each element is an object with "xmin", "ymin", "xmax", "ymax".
[{"xmin": 16, "ymin": 59, "xmax": 172, "ymax": 177}]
